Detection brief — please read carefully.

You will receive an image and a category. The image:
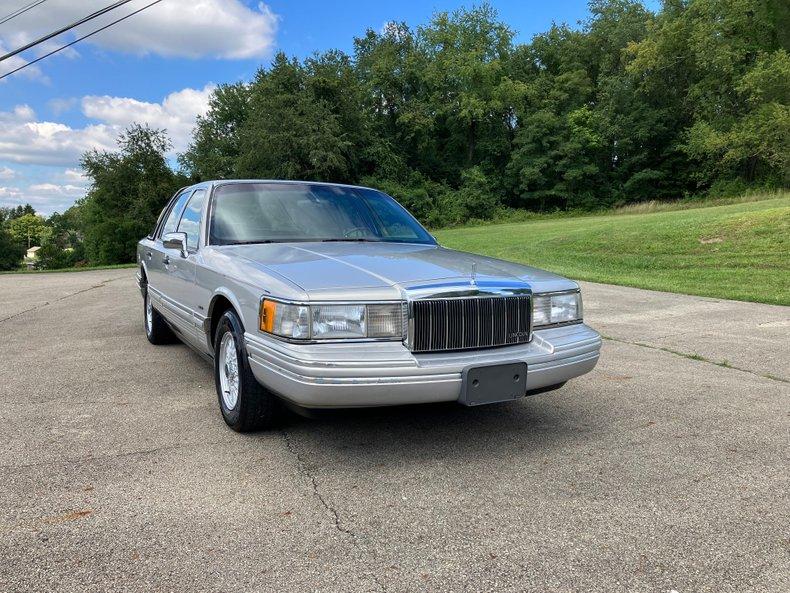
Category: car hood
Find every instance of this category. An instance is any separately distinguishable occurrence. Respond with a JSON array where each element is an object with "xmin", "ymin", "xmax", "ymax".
[{"xmin": 211, "ymin": 242, "xmax": 576, "ymax": 299}]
